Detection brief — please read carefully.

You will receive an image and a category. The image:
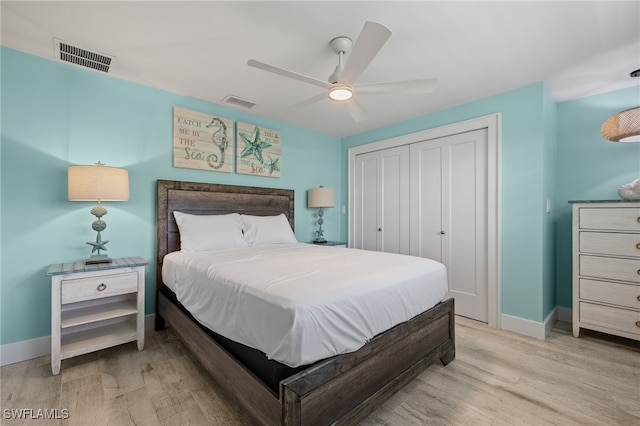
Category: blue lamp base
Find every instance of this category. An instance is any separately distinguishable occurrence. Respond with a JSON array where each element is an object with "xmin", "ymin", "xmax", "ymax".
[
  {"xmin": 84, "ymin": 203, "xmax": 112, "ymax": 265},
  {"xmin": 314, "ymin": 208, "xmax": 327, "ymax": 243}
]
